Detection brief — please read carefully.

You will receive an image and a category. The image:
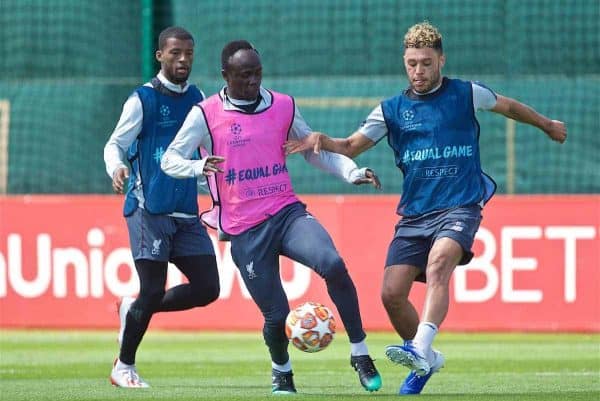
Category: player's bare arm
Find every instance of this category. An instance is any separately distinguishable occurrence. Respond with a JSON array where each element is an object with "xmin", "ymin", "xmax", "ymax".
[
  {"xmin": 285, "ymin": 131, "xmax": 376, "ymax": 158},
  {"xmin": 492, "ymin": 95, "xmax": 567, "ymax": 143},
  {"xmin": 112, "ymin": 167, "xmax": 129, "ymax": 194}
]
